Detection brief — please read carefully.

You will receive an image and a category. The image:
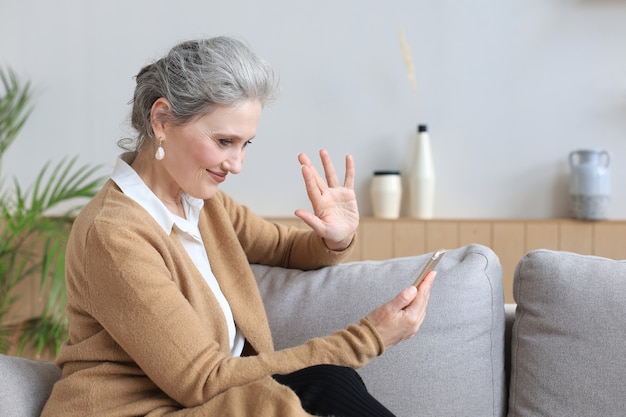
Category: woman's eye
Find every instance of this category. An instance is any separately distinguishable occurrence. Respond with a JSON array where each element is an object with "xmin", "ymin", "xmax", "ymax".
[{"xmin": 217, "ymin": 138, "xmax": 252, "ymax": 148}]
